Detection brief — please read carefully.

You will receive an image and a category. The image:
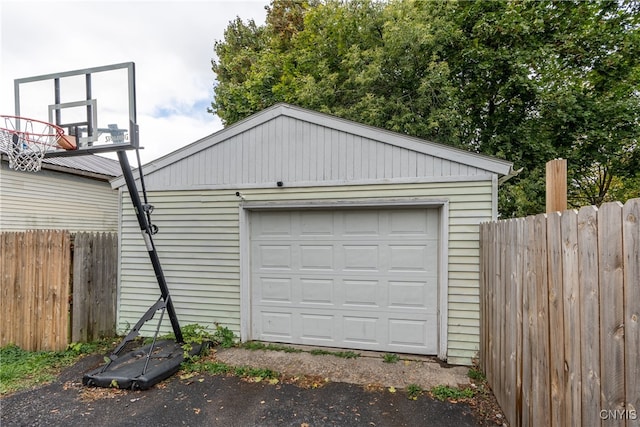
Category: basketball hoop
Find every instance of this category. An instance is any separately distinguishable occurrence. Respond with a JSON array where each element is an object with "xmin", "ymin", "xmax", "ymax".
[{"xmin": 0, "ymin": 115, "xmax": 76, "ymax": 172}]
